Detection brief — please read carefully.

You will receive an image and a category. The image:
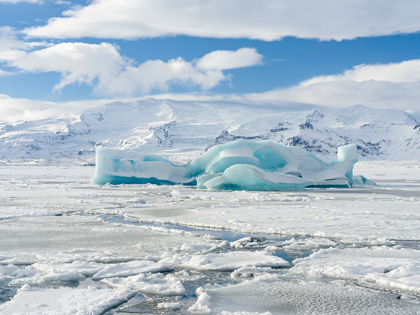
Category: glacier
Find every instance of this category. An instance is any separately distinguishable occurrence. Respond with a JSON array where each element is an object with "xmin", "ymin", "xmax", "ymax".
[{"xmin": 91, "ymin": 140, "xmax": 358, "ymax": 190}]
